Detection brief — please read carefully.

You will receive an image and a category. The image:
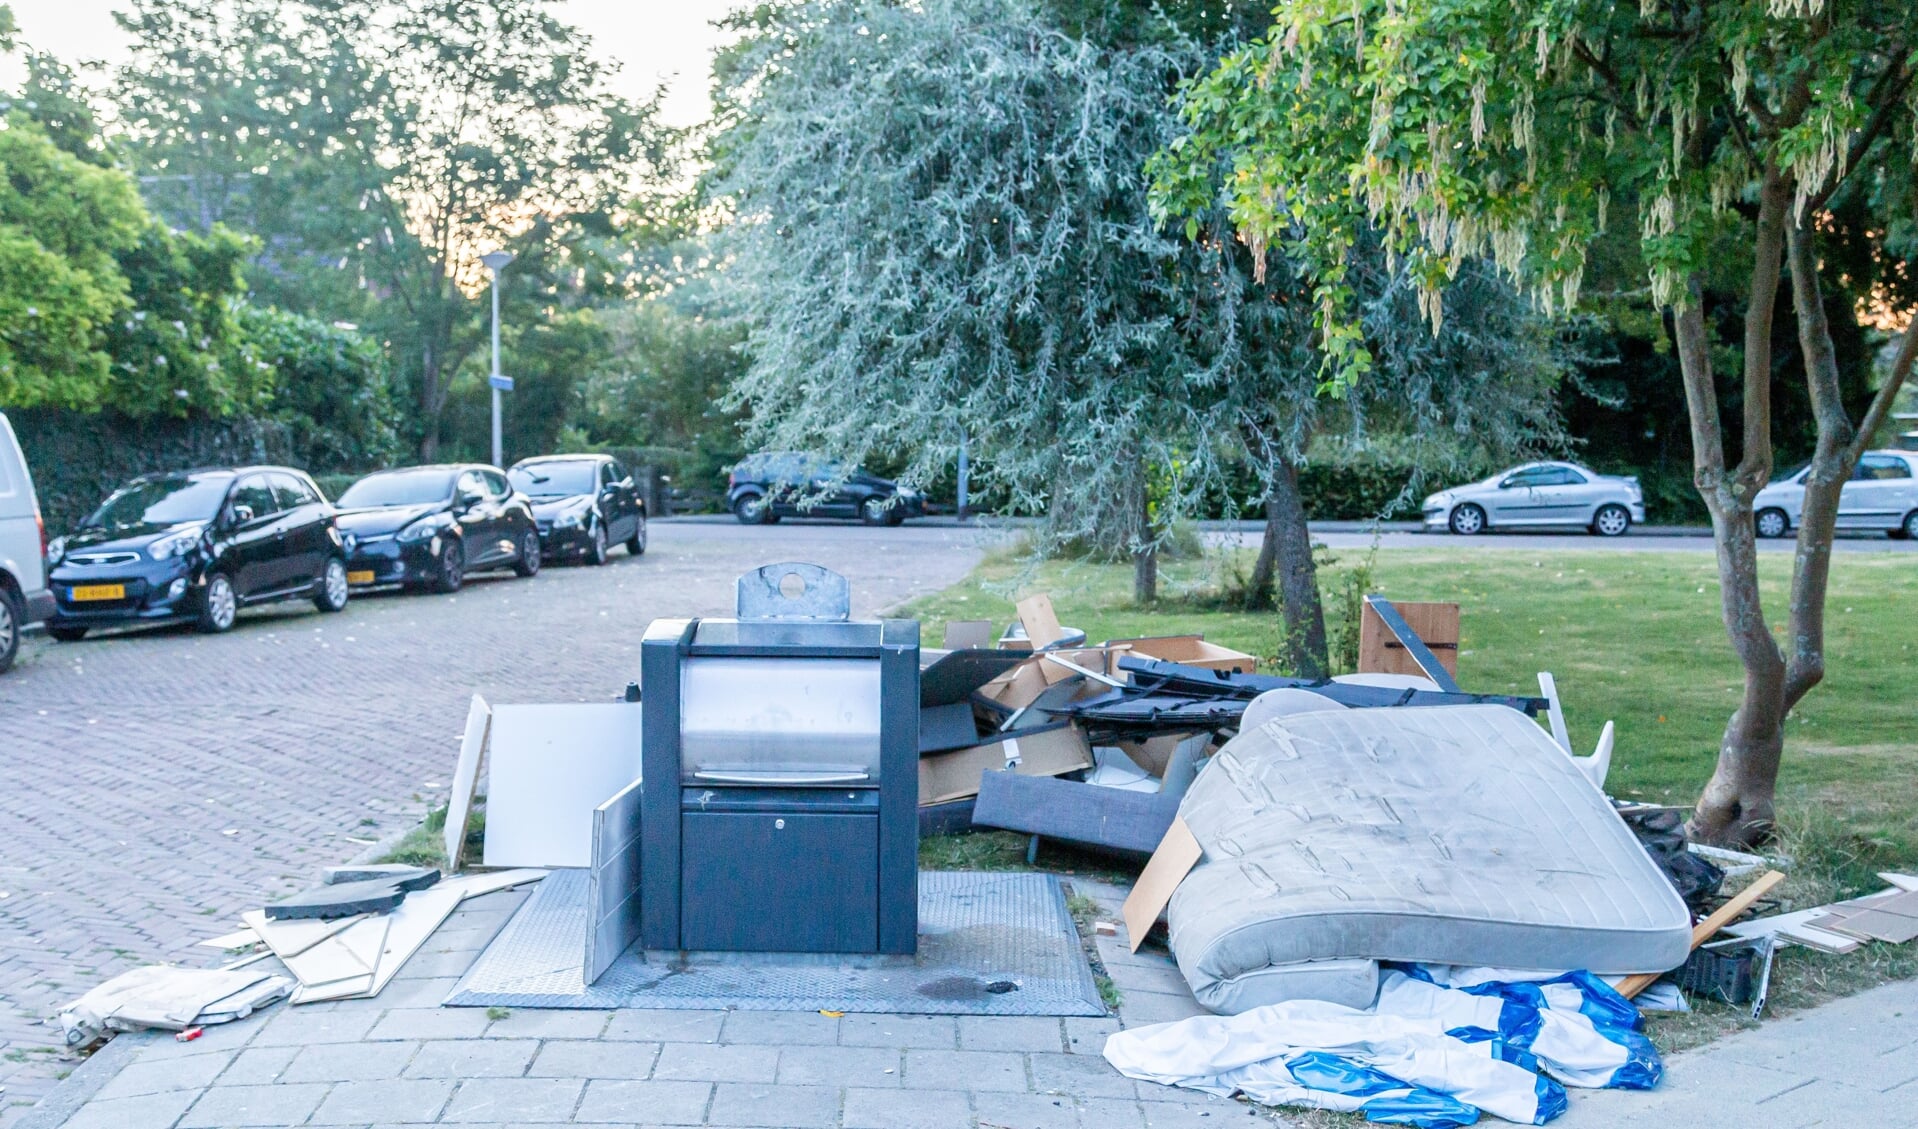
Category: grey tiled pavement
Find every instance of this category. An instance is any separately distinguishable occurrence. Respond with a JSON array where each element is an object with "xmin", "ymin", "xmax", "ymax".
[{"xmin": 0, "ymin": 521, "xmax": 988, "ymax": 1124}]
